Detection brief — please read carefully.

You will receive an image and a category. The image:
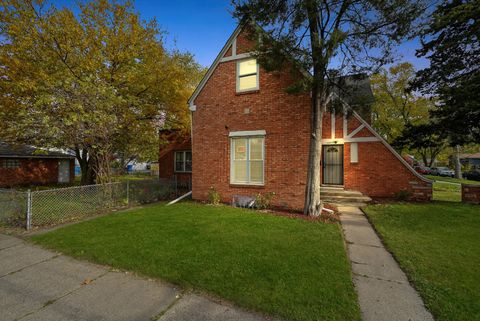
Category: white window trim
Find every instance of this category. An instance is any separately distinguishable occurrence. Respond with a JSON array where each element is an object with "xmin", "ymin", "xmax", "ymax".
[
  {"xmin": 174, "ymin": 150, "xmax": 192, "ymax": 173},
  {"xmin": 230, "ymin": 136, "xmax": 265, "ymax": 186},
  {"xmin": 229, "ymin": 130, "xmax": 266, "ymax": 137},
  {"xmin": 236, "ymin": 58, "xmax": 259, "ymax": 93}
]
